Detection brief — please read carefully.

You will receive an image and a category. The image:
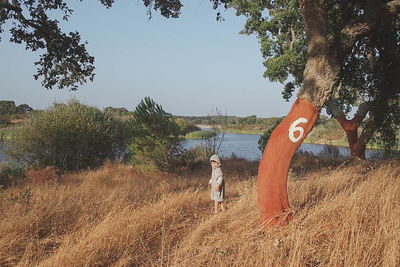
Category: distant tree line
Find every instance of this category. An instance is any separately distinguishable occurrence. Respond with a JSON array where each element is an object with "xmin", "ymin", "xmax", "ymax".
[
  {"xmin": 0, "ymin": 100, "xmax": 33, "ymax": 127},
  {"xmin": 177, "ymin": 115, "xmax": 282, "ymax": 127},
  {"xmin": 179, "ymin": 114, "xmax": 307, "ymax": 131}
]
